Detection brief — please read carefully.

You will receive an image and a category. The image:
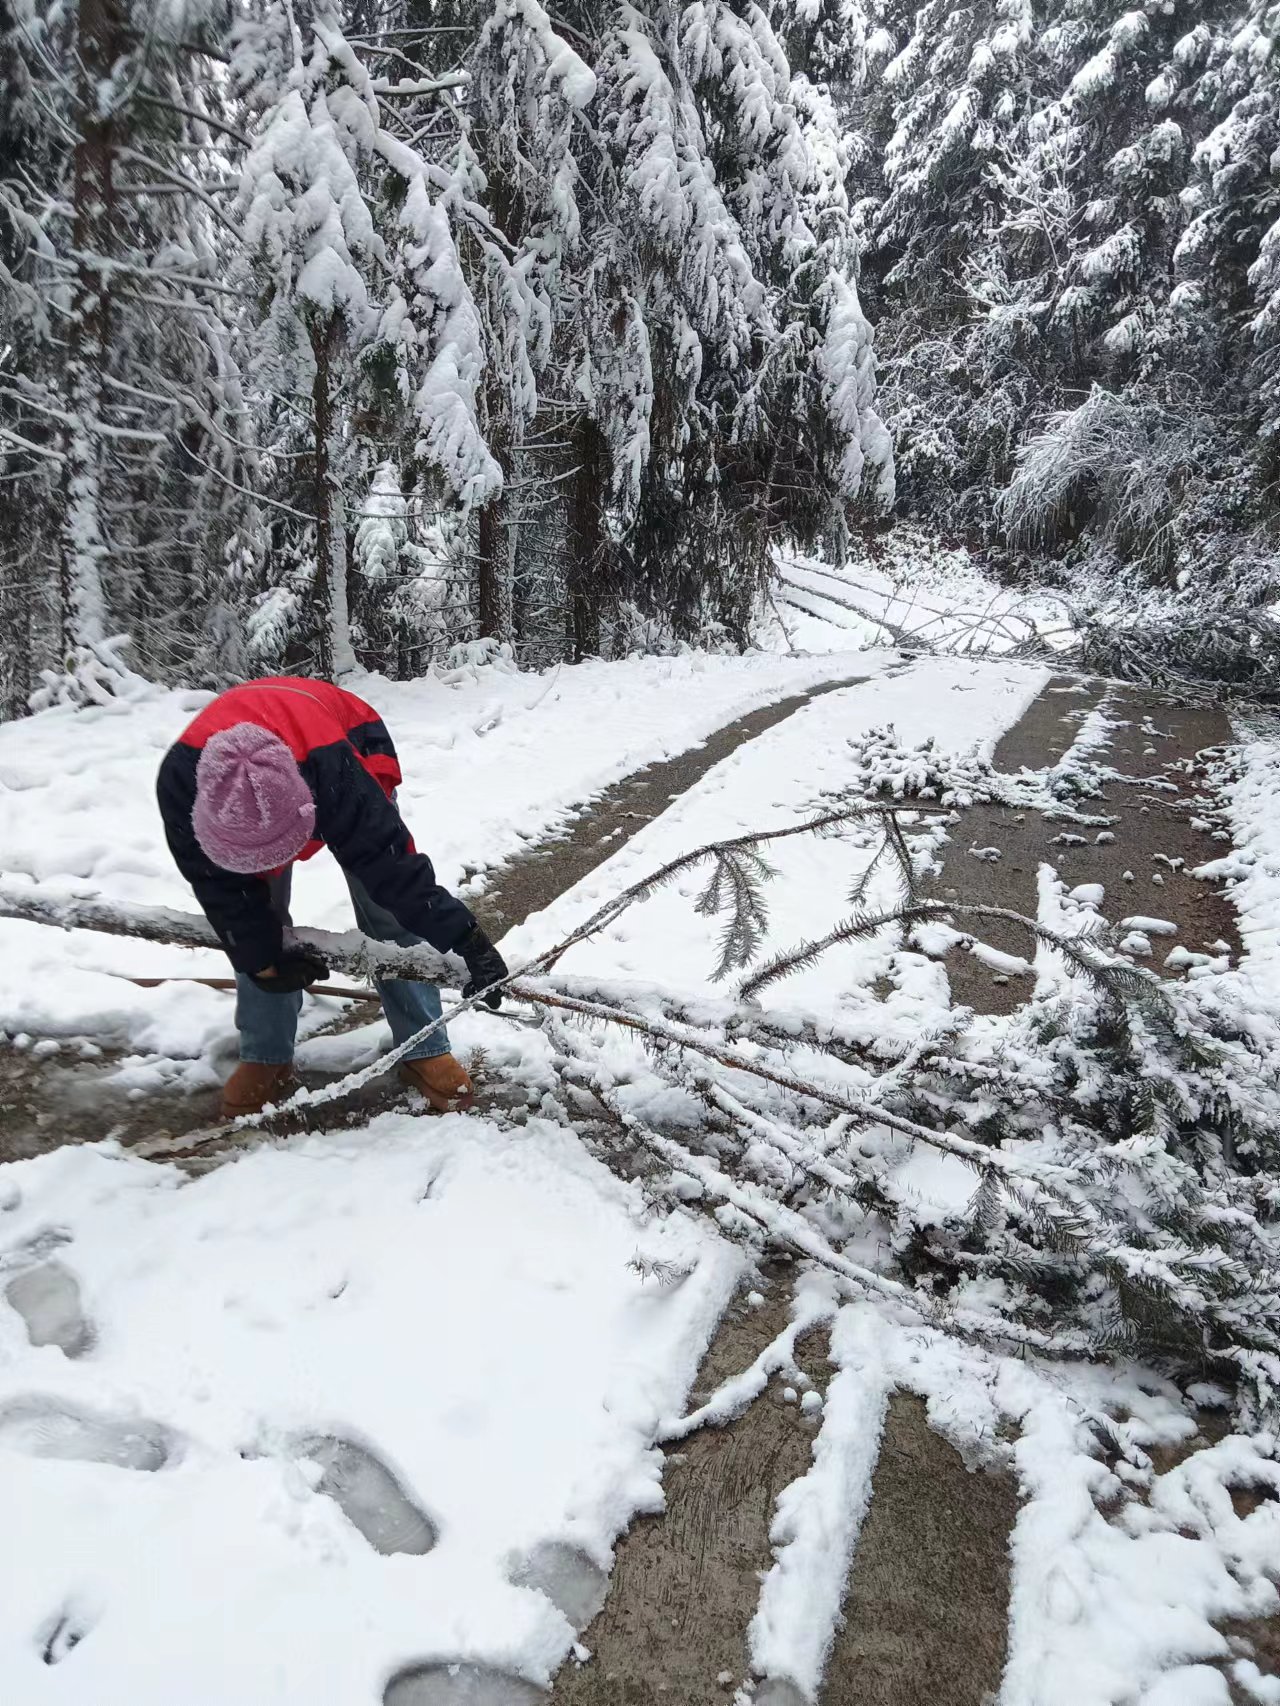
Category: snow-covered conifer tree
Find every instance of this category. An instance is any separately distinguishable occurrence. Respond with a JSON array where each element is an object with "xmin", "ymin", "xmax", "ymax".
[
  {"xmin": 236, "ymin": 10, "xmax": 398, "ymax": 676},
  {"xmin": 564, "ymin": 0, "xmax": 893, "ymax": 644},
  {"xmin": 462, "ymin": 0, "xmax": 595, "ymax": 643},
  {"xmin": 0, "ymin": 0, "xmax": 252, "ymax": 700}
]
